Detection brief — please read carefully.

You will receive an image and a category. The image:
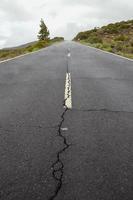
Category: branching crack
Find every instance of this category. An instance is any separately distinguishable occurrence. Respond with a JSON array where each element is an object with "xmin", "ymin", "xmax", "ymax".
[{"xmin": 49, "ymin": 72, "xmax": 71, "ymax": 200}]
